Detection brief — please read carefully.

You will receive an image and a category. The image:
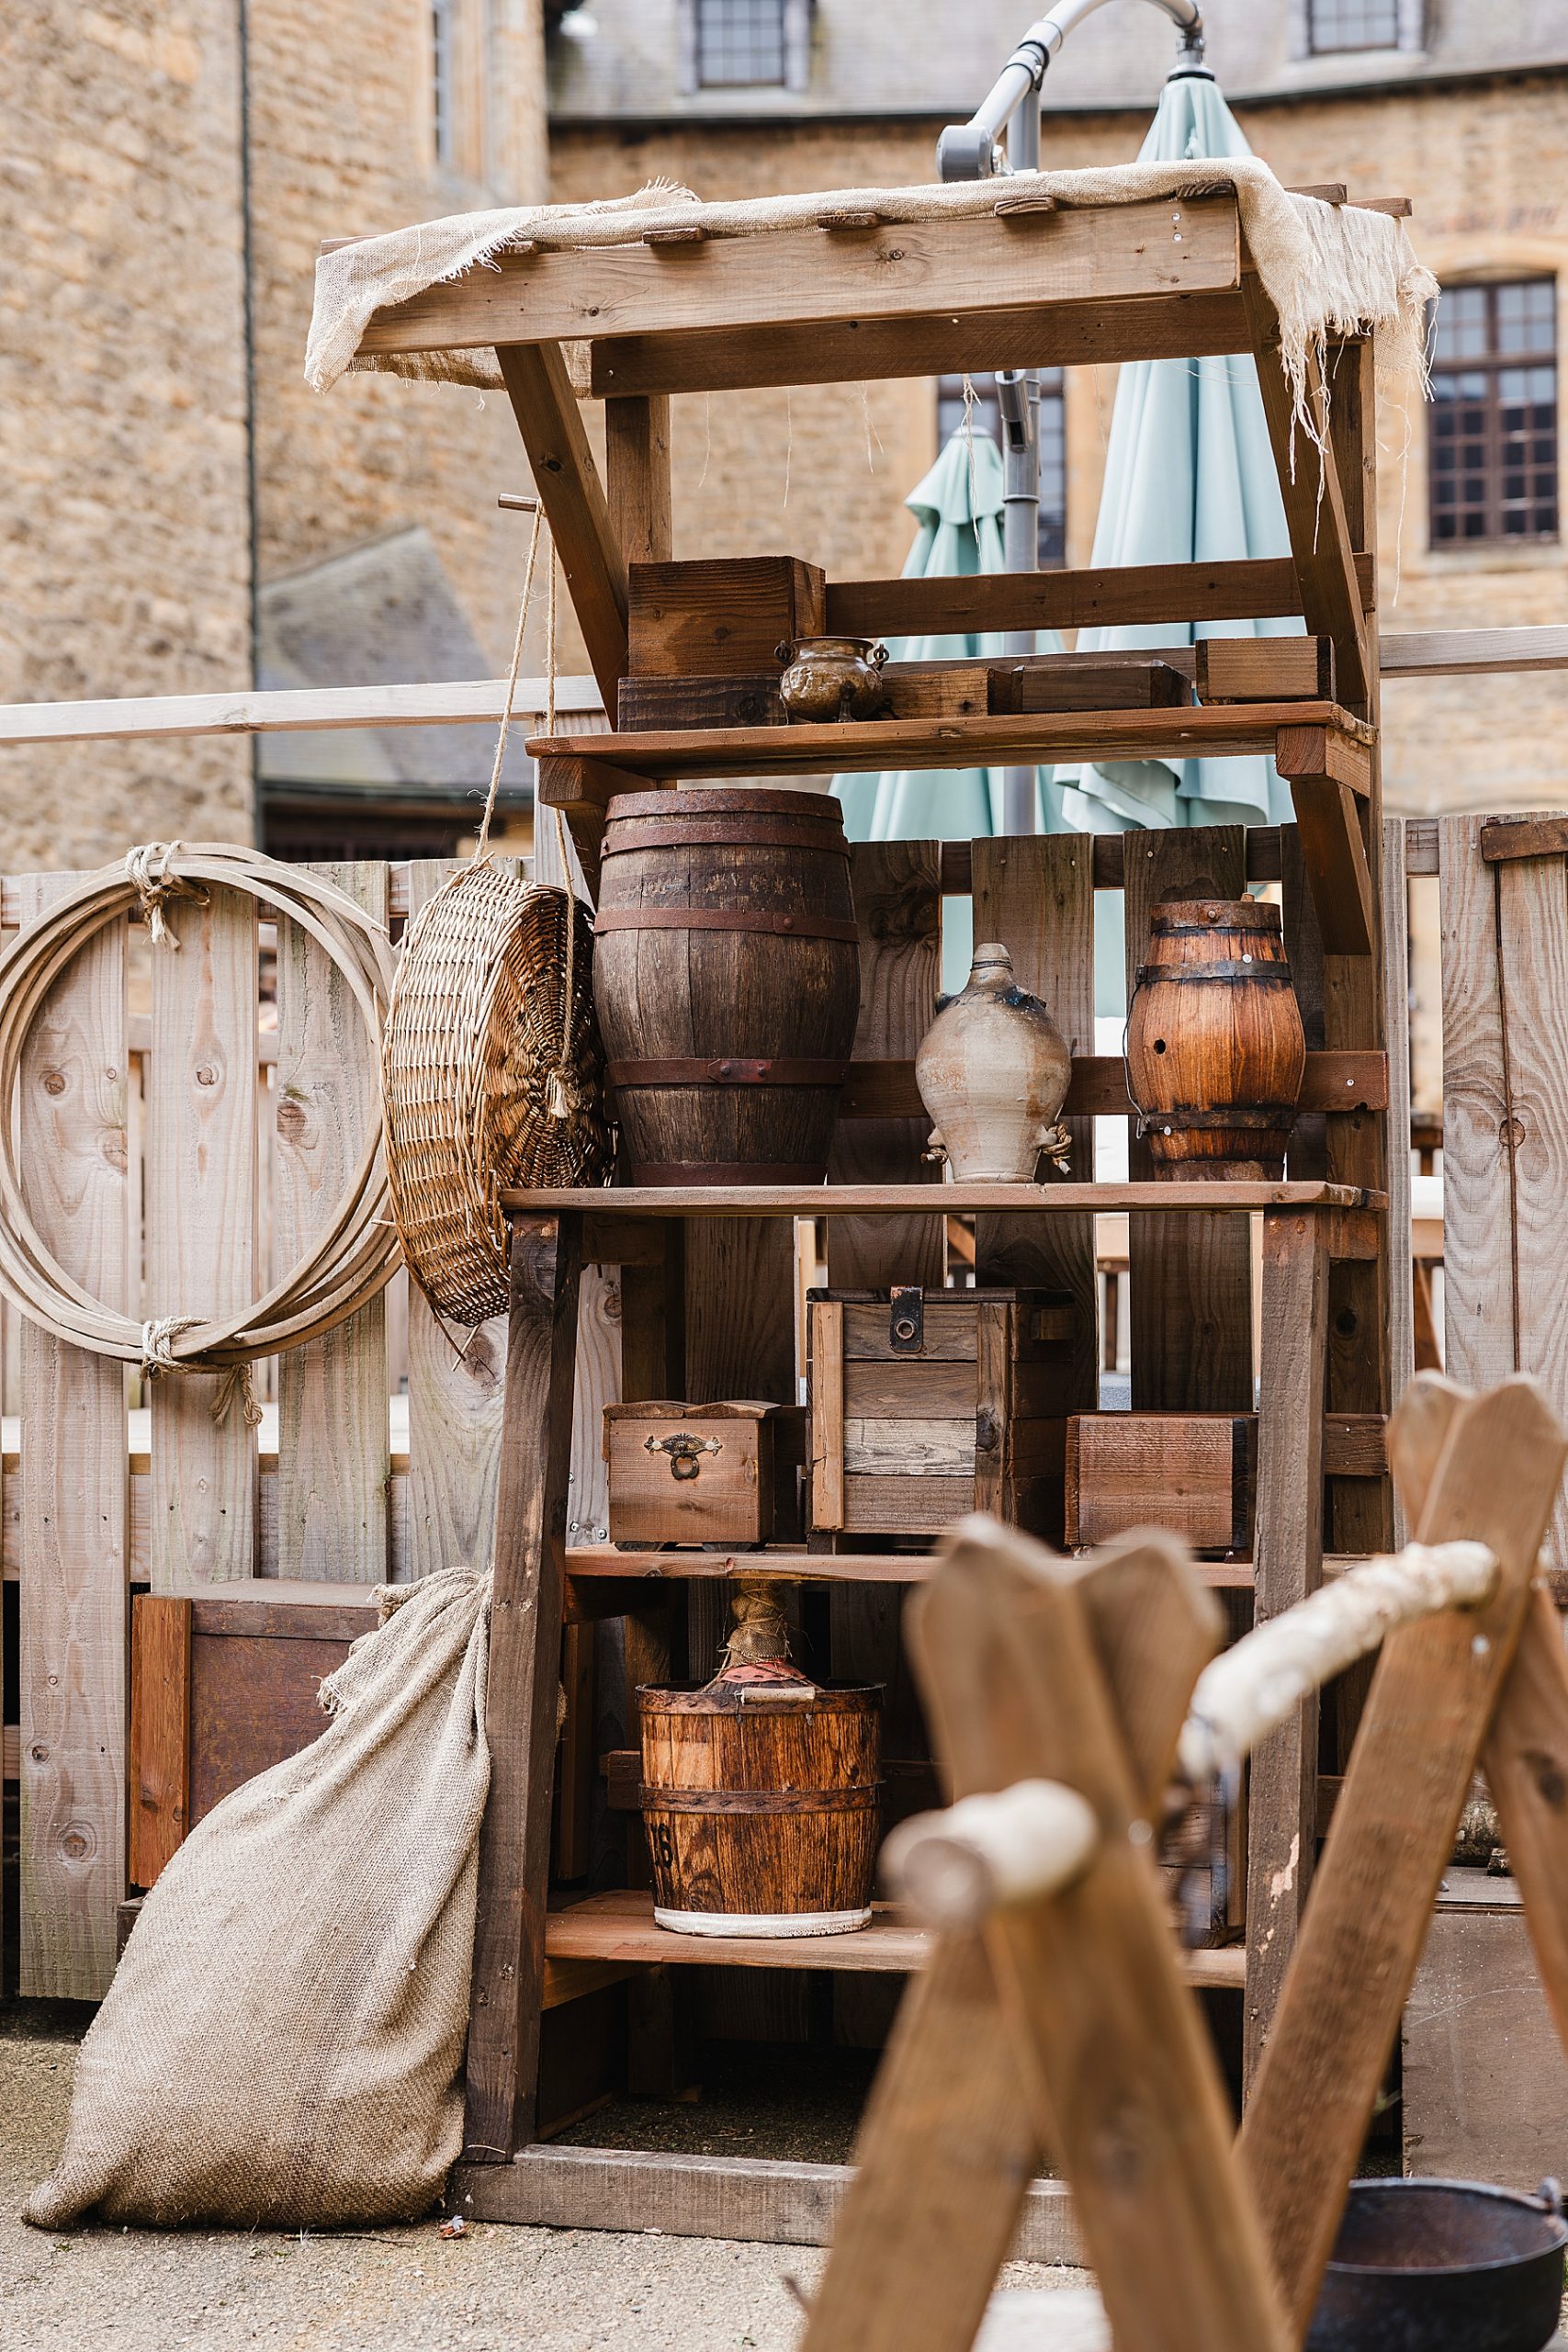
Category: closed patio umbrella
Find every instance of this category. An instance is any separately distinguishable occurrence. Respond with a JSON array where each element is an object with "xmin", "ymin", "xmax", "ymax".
[
  {"xmin": 833, "ymin": 430, "xmax": 1063, "ymax": 845},
  {"xmin": 1054, "ymin": 70, "xmax": 1301, "ymax": 835}
]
